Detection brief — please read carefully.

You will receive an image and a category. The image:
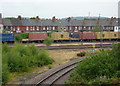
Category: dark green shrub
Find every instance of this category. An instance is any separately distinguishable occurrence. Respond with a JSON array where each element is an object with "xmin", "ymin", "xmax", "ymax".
[
  {"xmin": 15, "ymin": 35, "xmax": 22, "ymax": 41},
  {"xmin": 77, "ymin": 52, "xmax": 86, "ymax": 57},
  {"xmin": 15, "ymin": 33, "xmax": 28, "ymax": 41},
  {"xmin": 68, "ymin": 43, "xmax": 120, "ymax": 84},
  {"xmin": 2, "ymin": 43, "xmax": 54, "ymax": 84},
  {"xmin": 2, "ymin": 64, "xmax": 10, "ymax": 84},
  {"xmin": 44, "ymin": 37, "xmax": 53, "ymax": 47},
  {"xmin": 20, "ymin": 33, "xmax": 28, "ymax": 39}
]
